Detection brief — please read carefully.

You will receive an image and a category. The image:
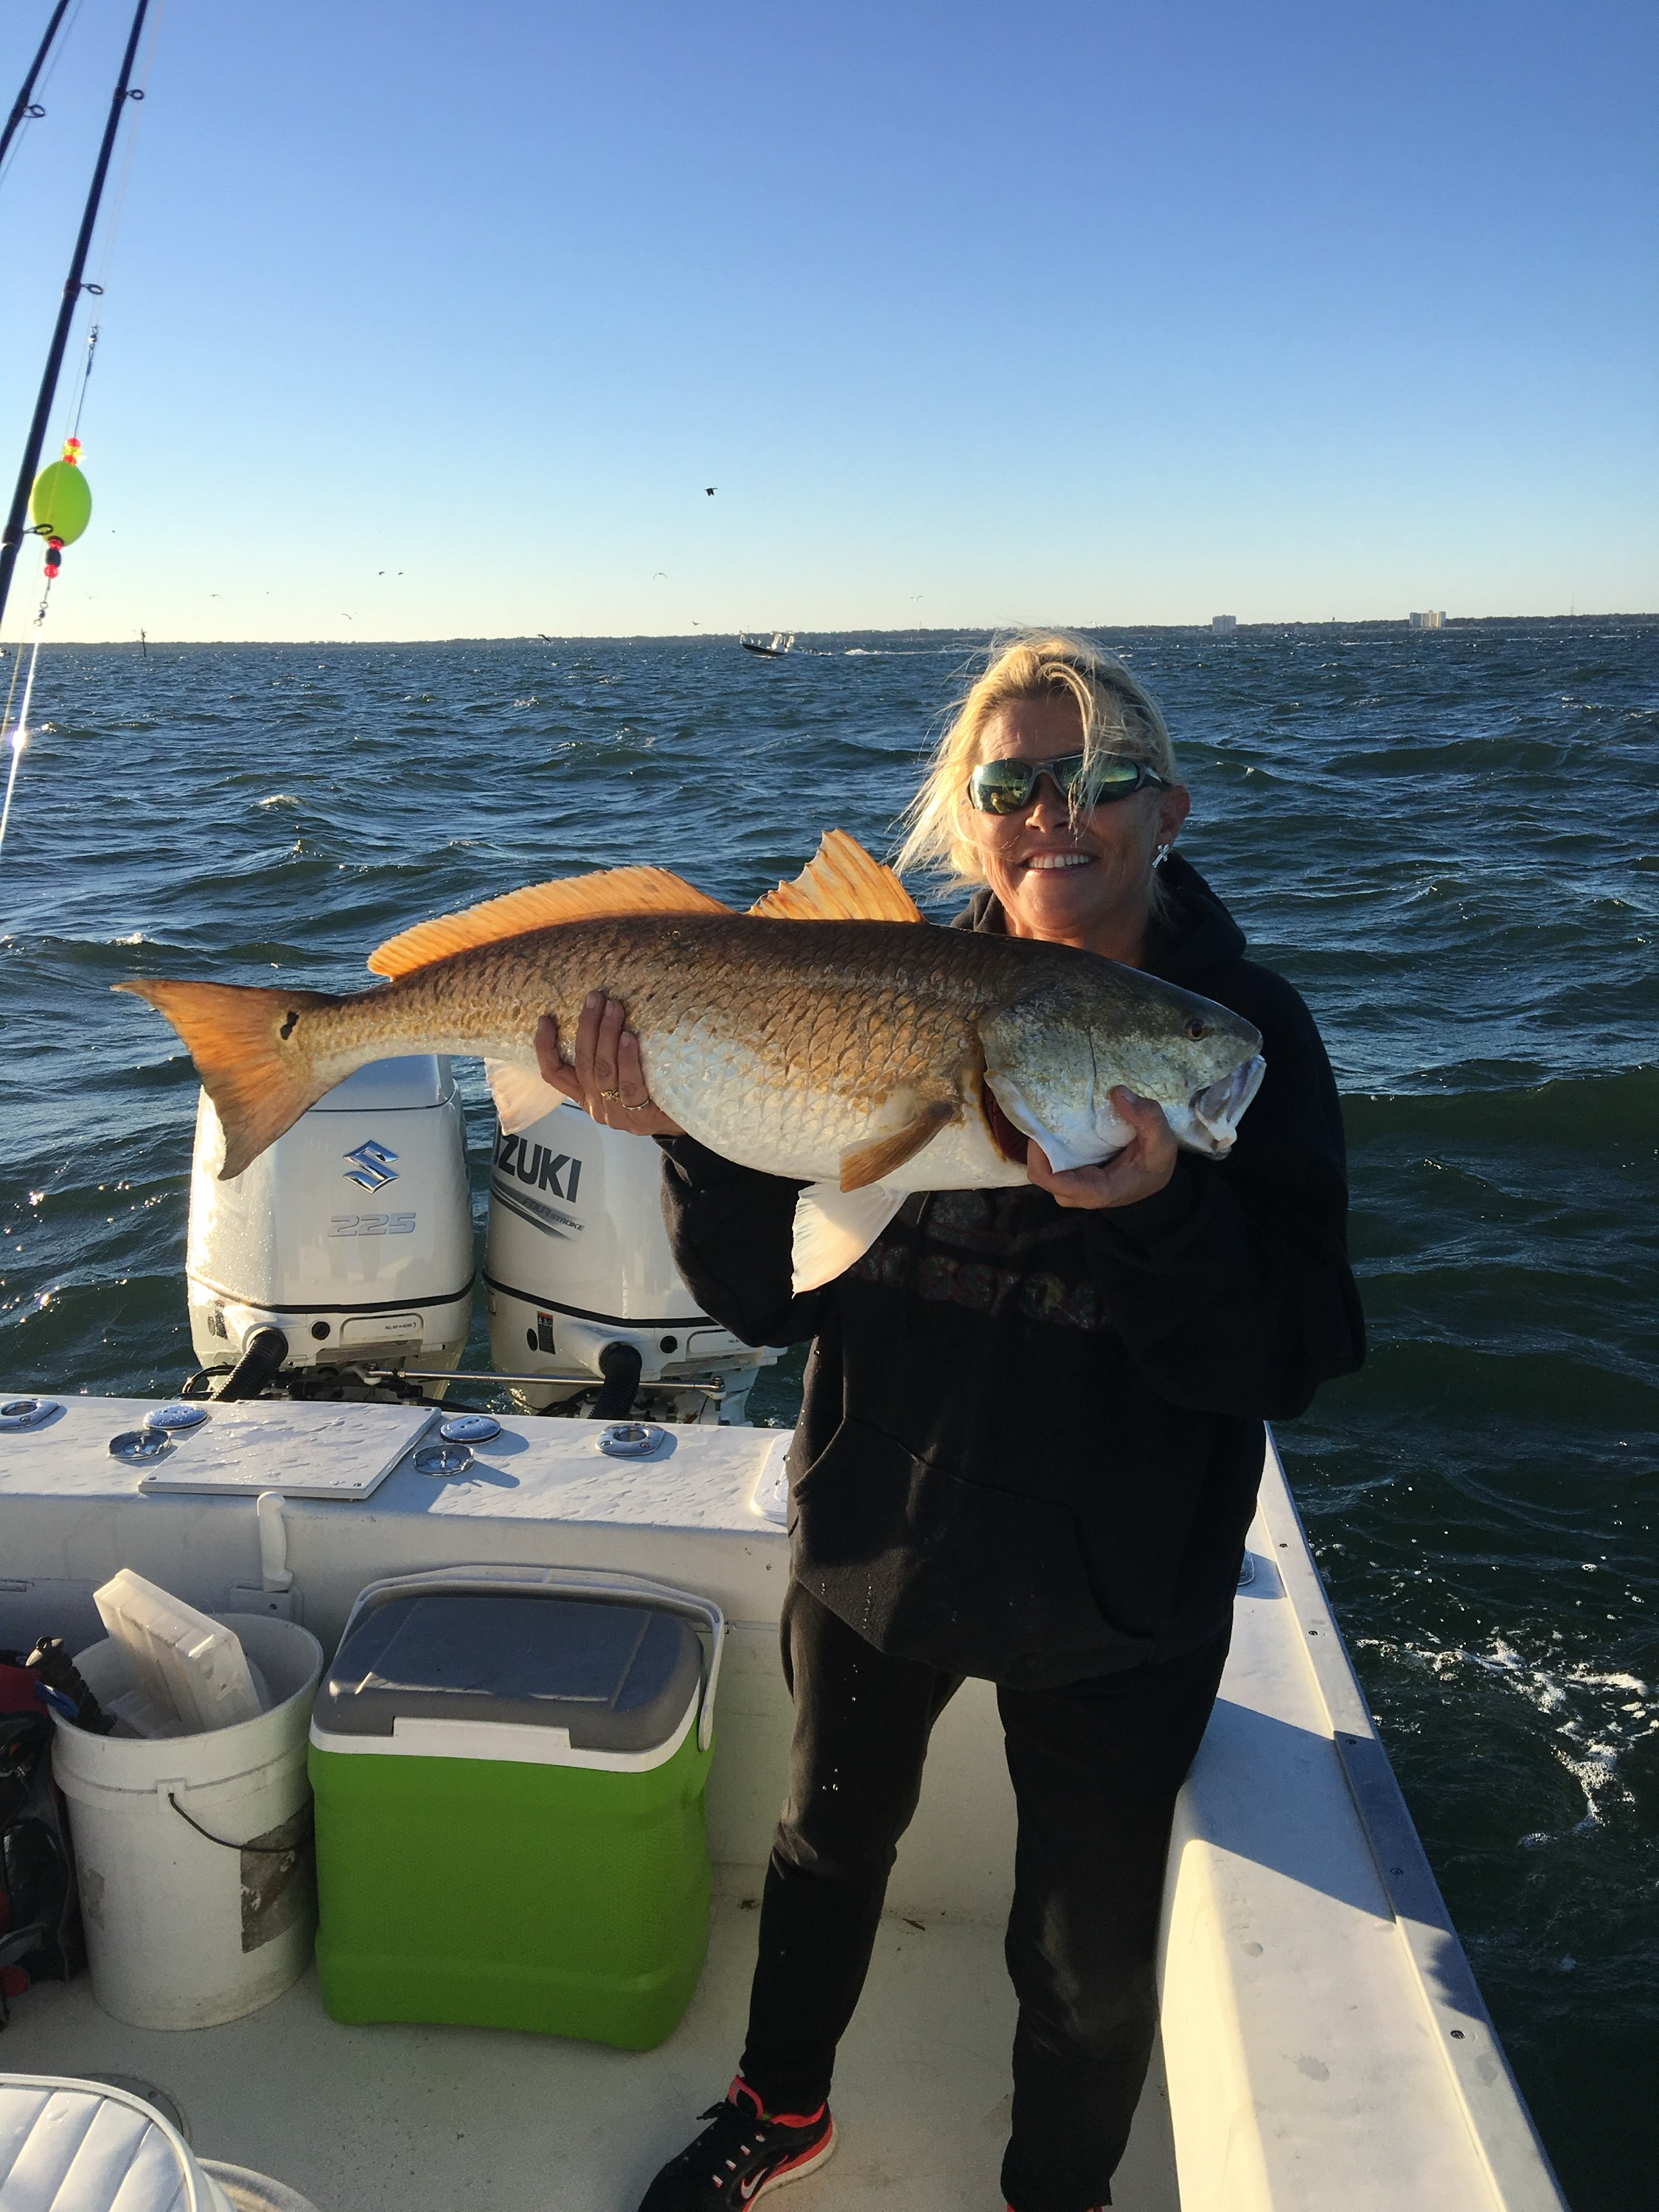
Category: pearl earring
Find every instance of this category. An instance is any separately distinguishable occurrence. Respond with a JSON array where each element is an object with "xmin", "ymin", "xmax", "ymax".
[{"xmin": 1152, "ymin": 844, "xmax": 1171, "ymax": 869}]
